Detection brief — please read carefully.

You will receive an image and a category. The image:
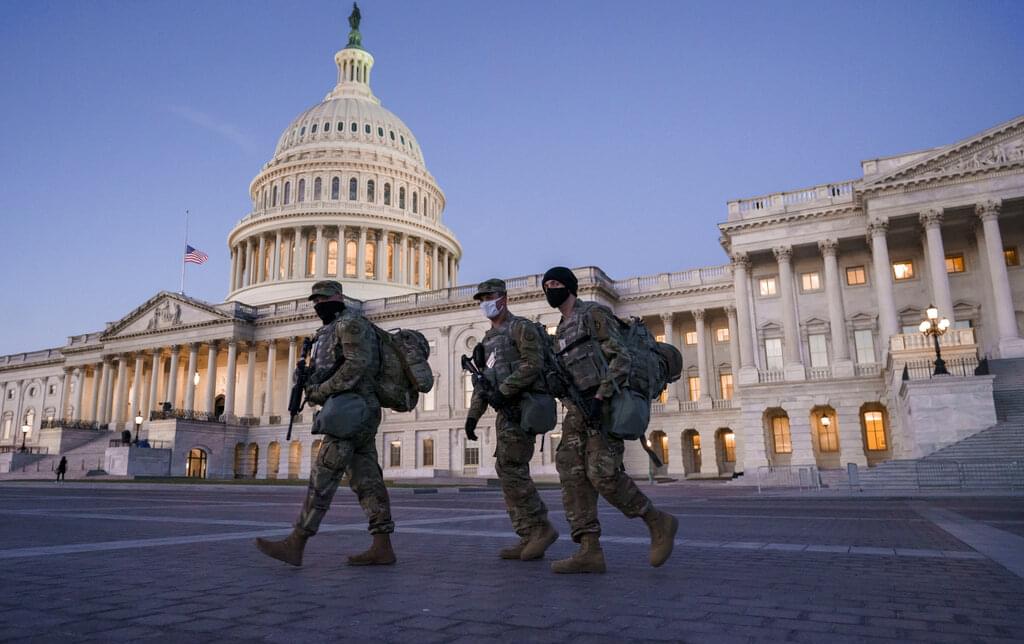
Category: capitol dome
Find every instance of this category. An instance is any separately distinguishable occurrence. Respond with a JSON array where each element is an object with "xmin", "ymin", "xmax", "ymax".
[{"xmin": 226, "ymin": 5, "xmax": 462, "ymax": 305}]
